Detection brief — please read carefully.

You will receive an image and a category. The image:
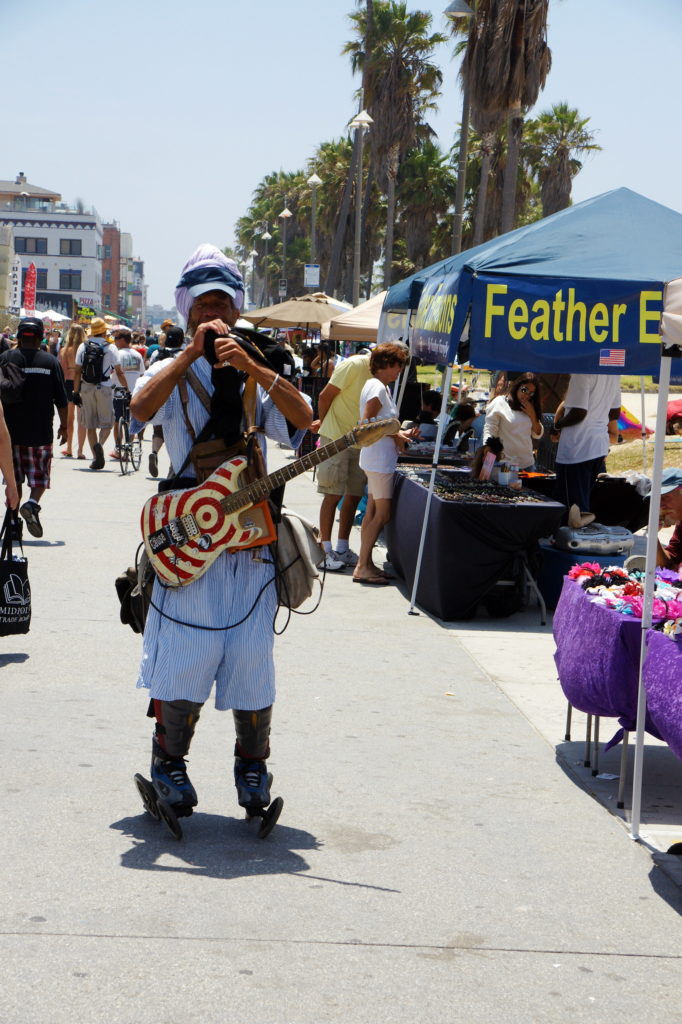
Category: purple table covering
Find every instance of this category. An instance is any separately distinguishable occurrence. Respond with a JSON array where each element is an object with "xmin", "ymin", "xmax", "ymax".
[
  {"xmin": 553, "ymin": 578, "xmax": 662, "ymax": 742},
  {"xmin": 643, "ymin": 630, "xmax": 682, "ymax": 761}
]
